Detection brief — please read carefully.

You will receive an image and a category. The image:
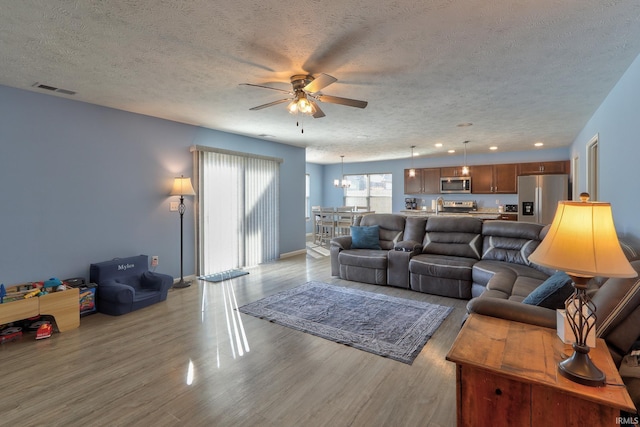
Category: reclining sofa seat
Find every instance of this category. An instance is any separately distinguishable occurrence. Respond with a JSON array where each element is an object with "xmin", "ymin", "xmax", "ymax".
[
  {"xmin": 330, "ymin": 214, "xmax": 425, "ymax": 286},
  {"xmin": 408, "ymin": 216, "xmax": 484, "ymax": 299},
  {"xmin": 471, "ymin": 220, "xmax": 552, "ymax": 298},
  {"xmin": 90, "ymin": 255, "xmax": 173, "ymax": 315}
]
